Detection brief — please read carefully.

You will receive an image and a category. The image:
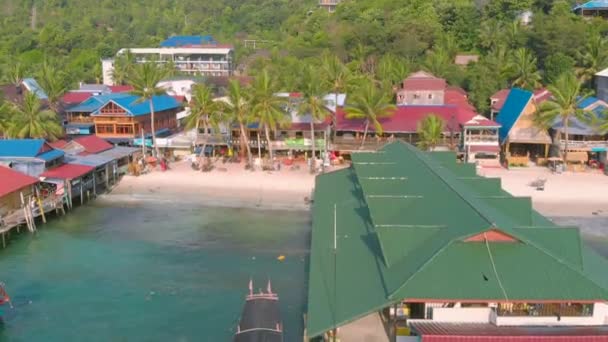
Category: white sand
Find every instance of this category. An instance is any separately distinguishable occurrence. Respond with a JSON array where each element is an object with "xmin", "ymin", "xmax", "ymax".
[
  {"xmin": 109, "ymin": 160, "xmax": 321, "ymax": 211},
  {"xmin": 479, "ymin": 167, "xmax": 608, "ymax": 217}
]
